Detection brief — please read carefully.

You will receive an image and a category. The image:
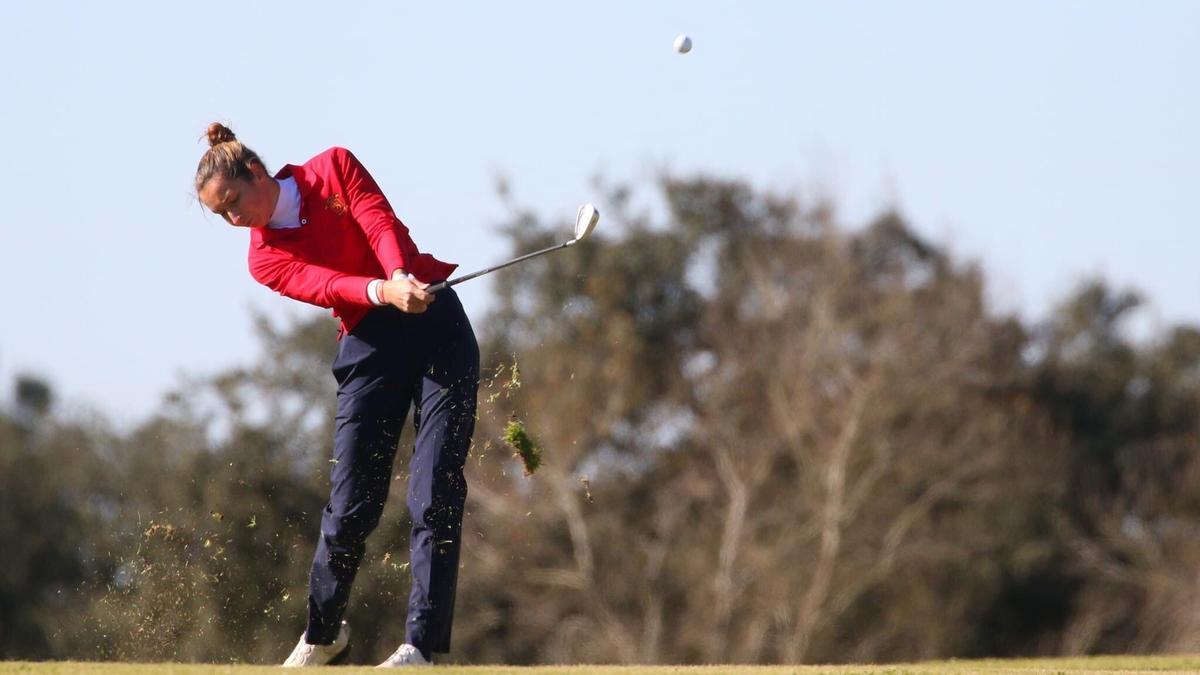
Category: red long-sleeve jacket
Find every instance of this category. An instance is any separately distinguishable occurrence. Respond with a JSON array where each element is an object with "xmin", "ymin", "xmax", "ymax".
[{"xmin": 248, "ymin": 147, "xmax": 456, "ymax": 335}]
